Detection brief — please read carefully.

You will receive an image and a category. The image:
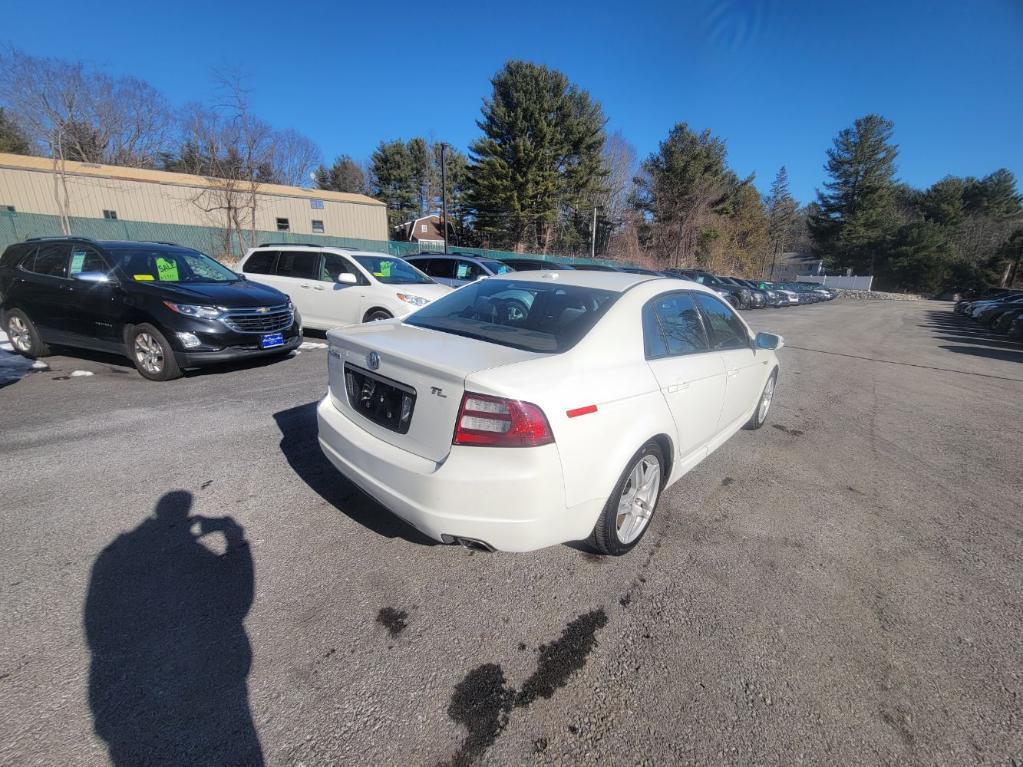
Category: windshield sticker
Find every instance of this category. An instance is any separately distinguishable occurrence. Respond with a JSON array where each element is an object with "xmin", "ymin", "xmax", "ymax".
[
  {"xmin": 70, "ymin": 250, "xmax": 87, "ymax": 275},
  {"xmin": 133, "ymin": 274, "xmax": 155, "ymax": 281},
  {"xmin": 155, "ymin": 257, "xmax": 179, "ymax": 281}
]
